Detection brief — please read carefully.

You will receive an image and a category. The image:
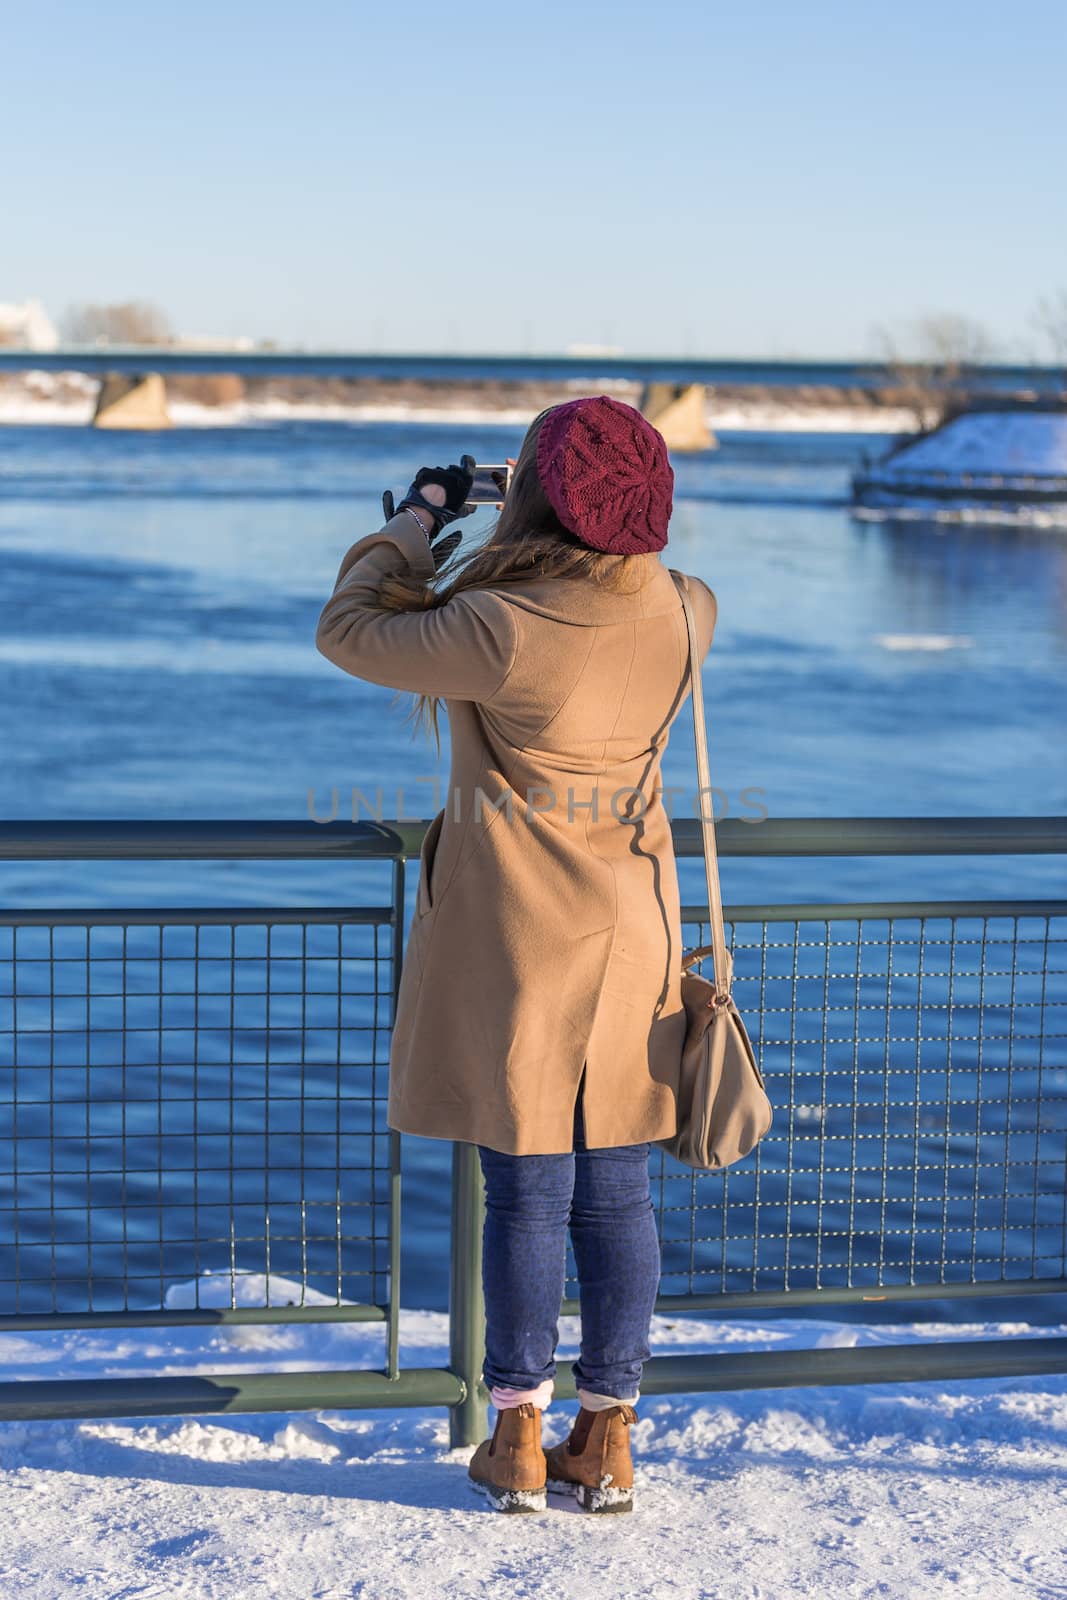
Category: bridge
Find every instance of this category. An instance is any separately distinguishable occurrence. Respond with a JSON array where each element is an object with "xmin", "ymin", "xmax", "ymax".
[{"xmin": 0, "ymin": 347, "xmax": 1065, "ymax": 395}]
